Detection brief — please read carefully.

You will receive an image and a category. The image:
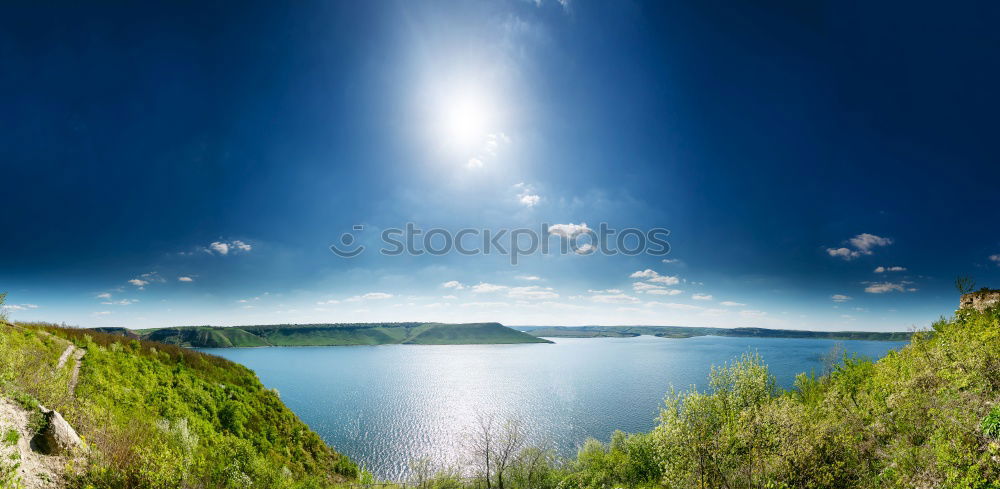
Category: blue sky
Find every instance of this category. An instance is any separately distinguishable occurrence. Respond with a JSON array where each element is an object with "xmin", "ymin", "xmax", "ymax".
[{"xmin": 2, "ymin": 1, "xmax": 999, "ymax": 331}]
